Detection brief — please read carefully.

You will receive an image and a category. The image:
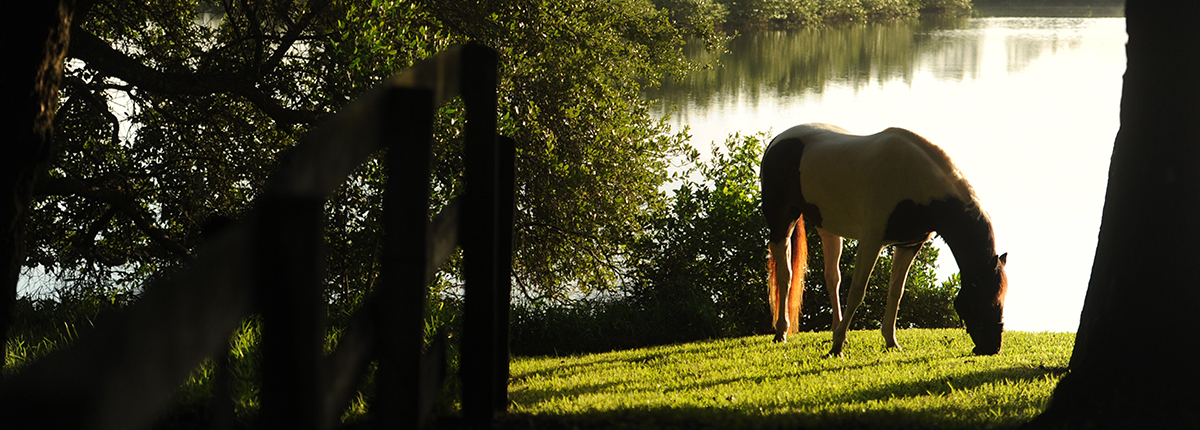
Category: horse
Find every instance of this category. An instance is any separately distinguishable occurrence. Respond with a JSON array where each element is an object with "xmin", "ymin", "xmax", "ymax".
[{"xmin": 759, "ymin": 123, "xmax": 1007, "ymax": 356}]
